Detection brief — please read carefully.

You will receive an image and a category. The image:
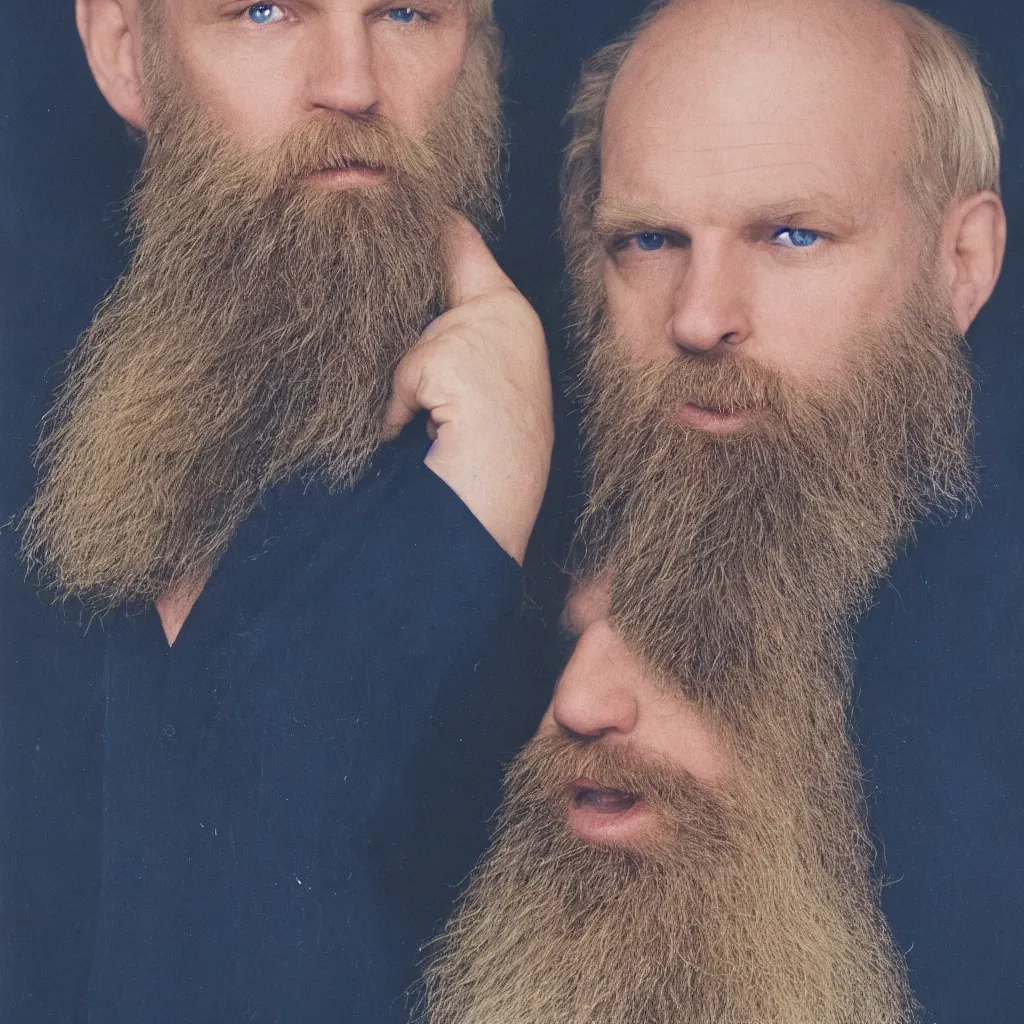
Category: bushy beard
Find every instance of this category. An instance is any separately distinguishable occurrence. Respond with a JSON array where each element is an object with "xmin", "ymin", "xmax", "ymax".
[
  {"xmin": 575, "ymin": 283, "xmax": 975, "ymax": 723},
  {"xmin": 420, "ymin": 268, "xmax": 970, "ymax": 1022},
  {"xmin": 22, "ymin": 30, "xmax": 502, "ymax": 608},
  {"xmin": 421, "ymin": 732, "xmax": 917, "ymax": 1024}
]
